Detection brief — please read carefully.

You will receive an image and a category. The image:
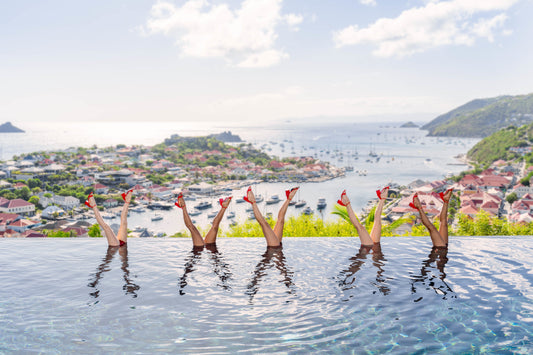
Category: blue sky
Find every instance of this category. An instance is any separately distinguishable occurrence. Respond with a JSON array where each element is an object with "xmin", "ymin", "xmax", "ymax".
[{"xmin": 1, "ymin": 0, "xmax": 532, "ymax": 125}]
